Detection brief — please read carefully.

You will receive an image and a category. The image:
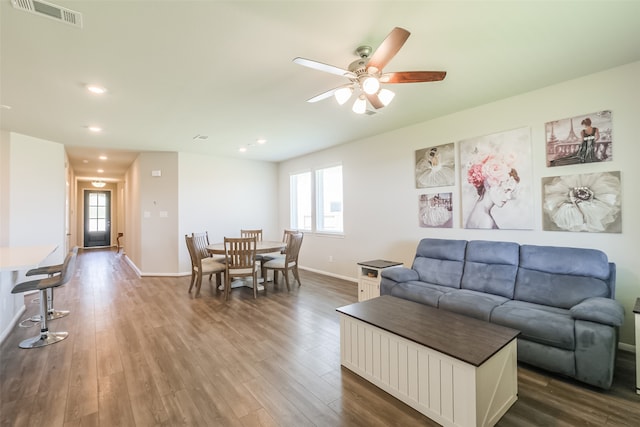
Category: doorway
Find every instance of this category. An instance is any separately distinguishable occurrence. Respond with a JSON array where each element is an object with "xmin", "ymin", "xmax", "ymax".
[{"xmin": 84, "ymin": 190, "xmax": 111, "ymax": 247}]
